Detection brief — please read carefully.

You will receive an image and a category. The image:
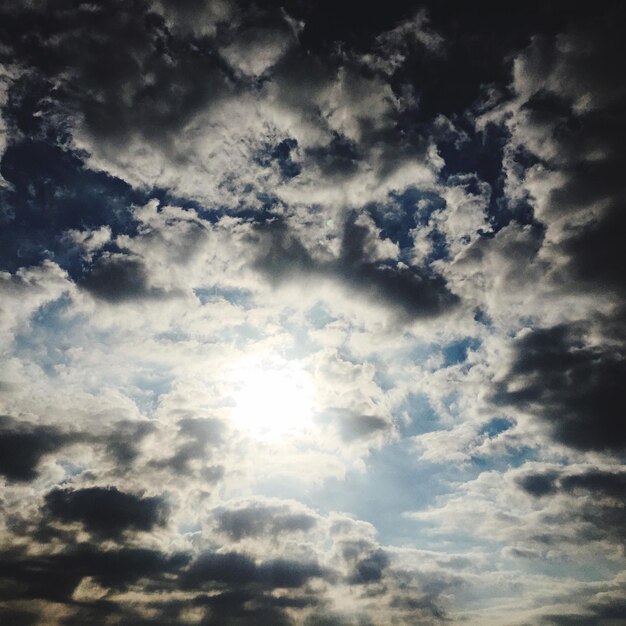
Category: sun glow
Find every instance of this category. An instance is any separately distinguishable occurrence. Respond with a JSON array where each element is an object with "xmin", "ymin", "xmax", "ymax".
[{"xmin": 230, "ymin": 357, "xmax": 314, "ymax": 438}]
